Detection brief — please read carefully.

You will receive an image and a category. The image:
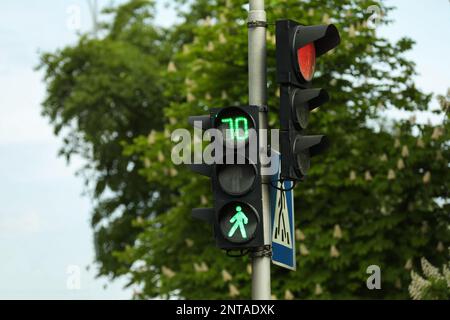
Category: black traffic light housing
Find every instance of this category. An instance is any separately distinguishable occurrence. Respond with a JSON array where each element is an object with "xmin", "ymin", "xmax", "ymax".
[
  {"xmin": 276, "ymin": 19, "xmax": 340, "ymax": 181},
  {"xmin": 189, "ymin": 106, "xmax": 265, "ymax": 250}
]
